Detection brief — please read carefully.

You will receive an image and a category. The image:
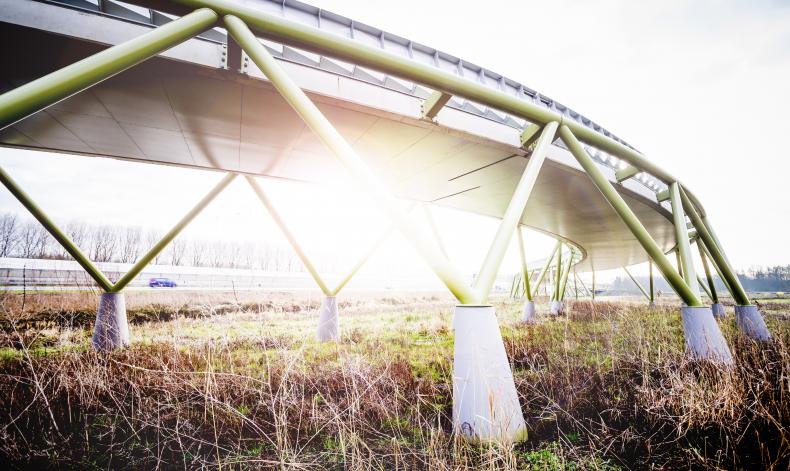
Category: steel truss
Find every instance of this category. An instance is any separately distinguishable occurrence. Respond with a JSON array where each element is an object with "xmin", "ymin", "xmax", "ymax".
[{"xmin": 0, "ymin": 0, "xmax": 771, "ymax": 348}]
